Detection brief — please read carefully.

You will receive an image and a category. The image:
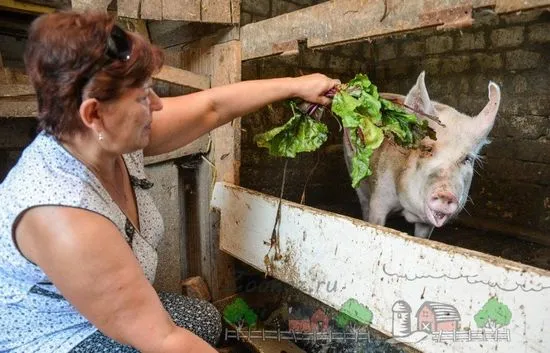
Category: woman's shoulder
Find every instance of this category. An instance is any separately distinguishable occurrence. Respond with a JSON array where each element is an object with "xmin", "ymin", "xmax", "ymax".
[{"xmin": 1, "ymin": 133, "xmax": 105, "ymax": 211}]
